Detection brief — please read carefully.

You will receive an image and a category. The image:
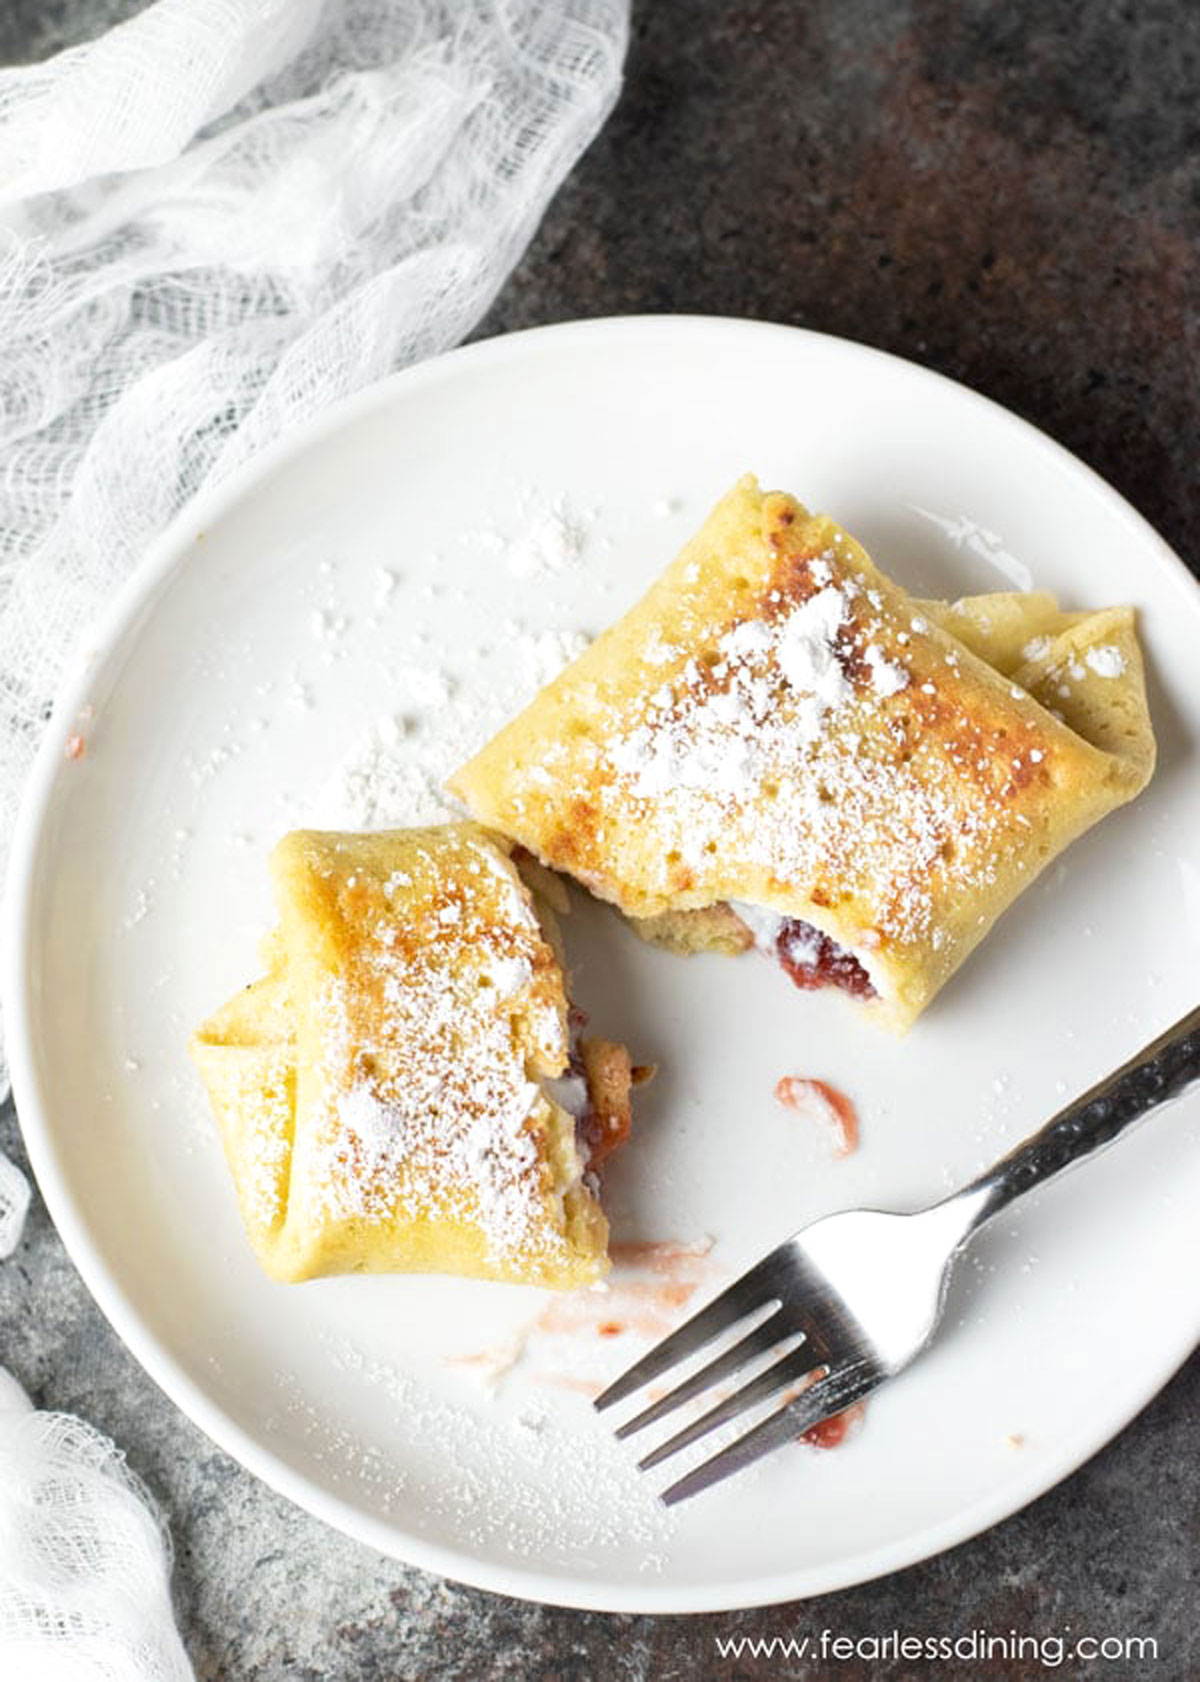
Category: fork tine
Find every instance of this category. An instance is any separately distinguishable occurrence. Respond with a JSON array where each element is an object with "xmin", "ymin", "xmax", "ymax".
[
  {"xmin": 637, "ymin": 1342, "xmax": 821, "ymax": 1470},
  {"xmin": 659, "ymin": 1359, "xmax": 882, "ymax": 1506},
  {"xmin": 593, "ymin": 1252, "xmax": 783, "ymax": 1412},
  {"xmin": 614, "ymin": 1307, "xmax": 793, "ymax": 1440}
]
